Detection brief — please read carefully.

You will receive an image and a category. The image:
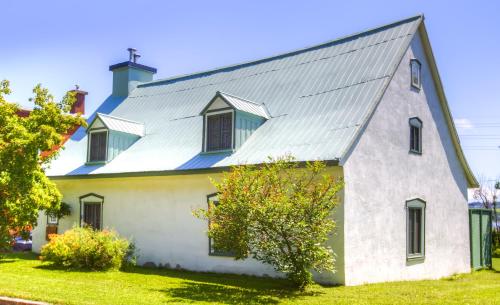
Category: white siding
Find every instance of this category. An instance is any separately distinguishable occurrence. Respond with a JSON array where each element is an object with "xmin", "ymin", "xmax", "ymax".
[
  {"xmin": 33, "ymin": 167, "xmax": 344, "ymax": 283},
  {"xmin": 341, "ymin": 32, "xmax": 470, "ymax": 285}
]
